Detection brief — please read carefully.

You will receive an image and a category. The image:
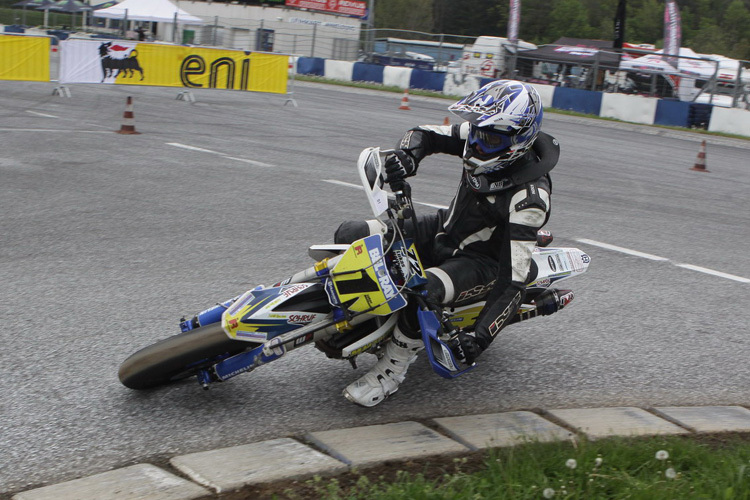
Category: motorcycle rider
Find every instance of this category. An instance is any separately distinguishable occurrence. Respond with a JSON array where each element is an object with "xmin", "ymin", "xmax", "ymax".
[{"xmin": 336, "ymin": 80, "xmax": 559, "ymax": 407}]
